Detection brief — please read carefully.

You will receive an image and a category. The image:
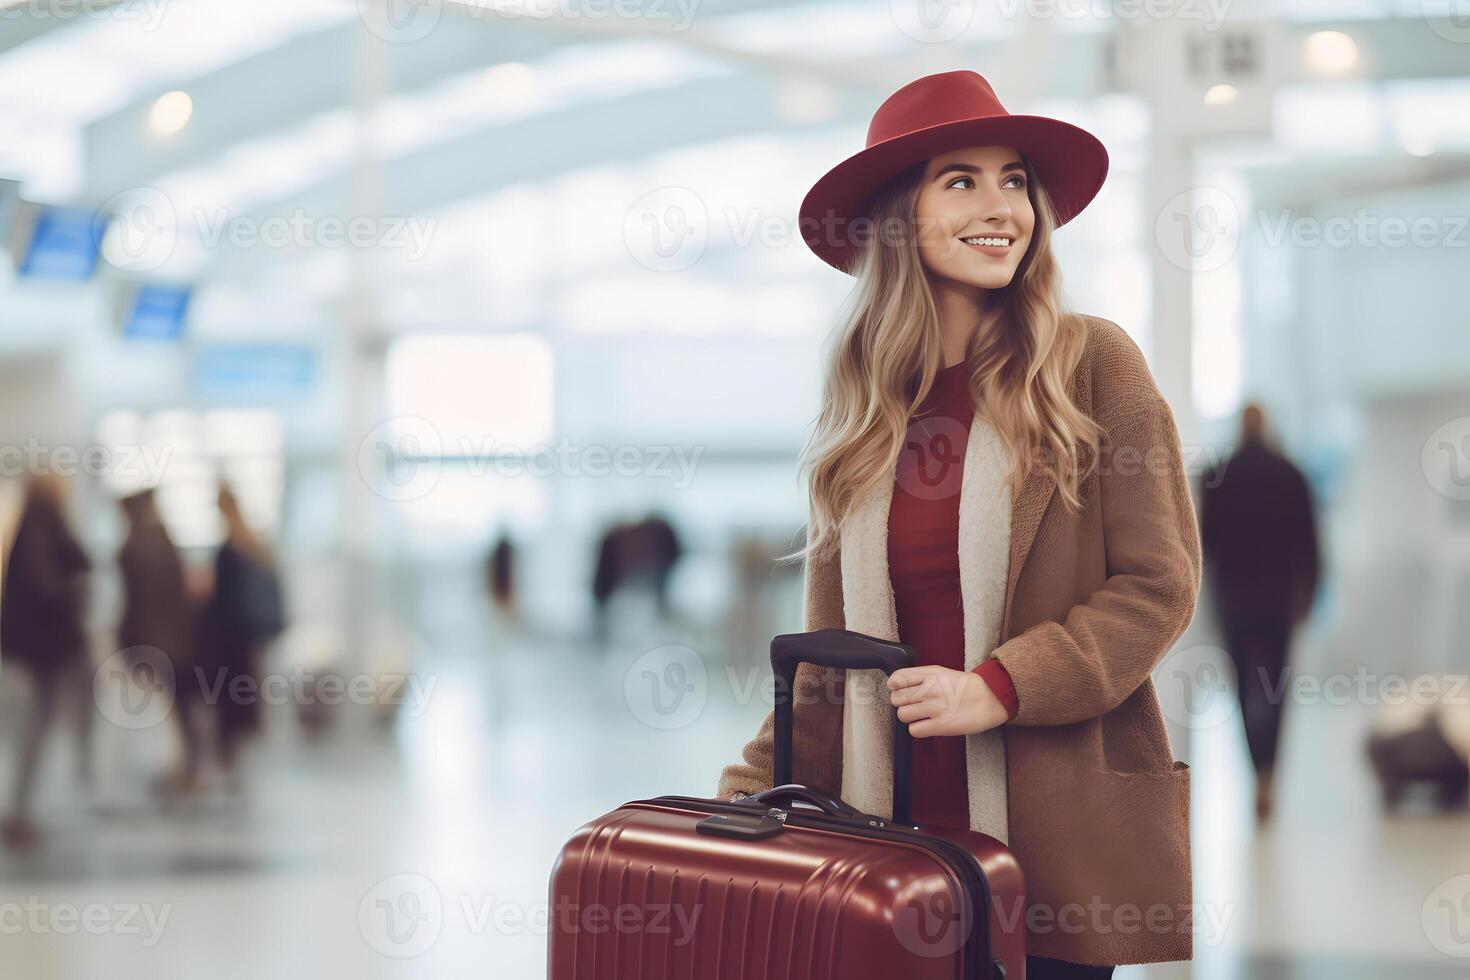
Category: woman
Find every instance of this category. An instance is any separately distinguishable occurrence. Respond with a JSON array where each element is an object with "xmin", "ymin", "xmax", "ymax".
[
  {"xmin": 715, "ymin": 71, "xmax": 1201, "ymax": 975},
  {"xmin": 0, "ymin": 473, "xmax": 92, "ymax": 849},
  {"xmin": 198, "ymin": 485, "xmax": 283, "ymax": 786},
  {"xmin": 118, "ymin": 487, "xmax": 200, "ymax": 795}
]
